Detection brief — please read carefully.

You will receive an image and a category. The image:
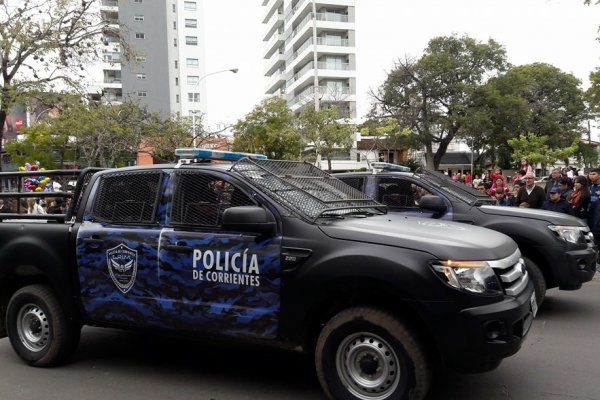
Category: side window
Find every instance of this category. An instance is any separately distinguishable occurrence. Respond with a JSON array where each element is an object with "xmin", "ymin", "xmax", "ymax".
[
  {"xmin": 338, "ymin": 176, "xmax": 364, "ymax": 192},
  {"xmin": 93, "ymin": 171, "xmax": 162, "ymax": 223},
  {"xmin": 377, "ymin": 178, "xmax": 425, "ymax": 208},
  {"xmin": 171, "ymin": 172, "xmax": 255, "ymax": 227}
]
